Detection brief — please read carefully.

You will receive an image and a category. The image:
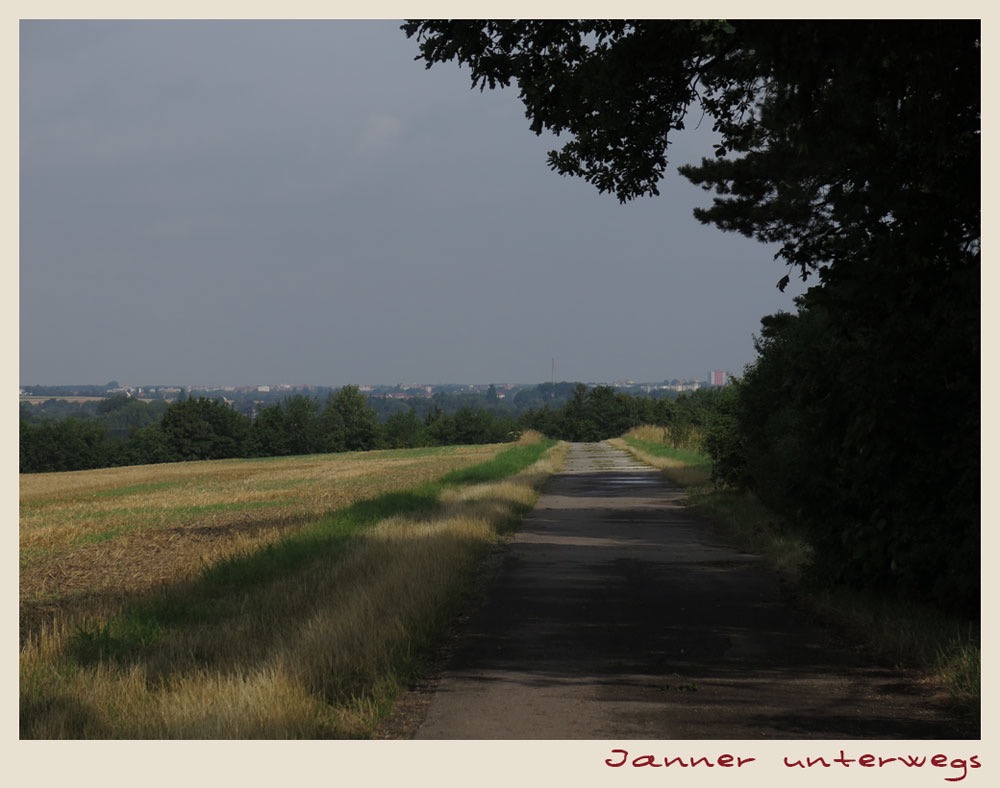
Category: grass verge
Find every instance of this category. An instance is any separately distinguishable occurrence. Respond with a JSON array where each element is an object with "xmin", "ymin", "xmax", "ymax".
[
  {"xmin": 20, "ymin": 436, "xmax": 562, "ymax": 738},
  {"xmin": 612, "ymin": 429, "xmax": 980, "ymax": 725}
]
